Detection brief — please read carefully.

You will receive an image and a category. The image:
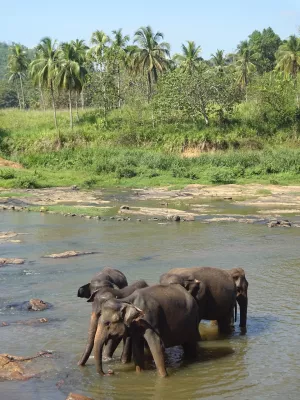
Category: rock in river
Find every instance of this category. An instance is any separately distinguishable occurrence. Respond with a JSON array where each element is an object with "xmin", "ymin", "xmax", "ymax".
[
  {"xmin": 0, "ymin": 351, "xmax": 53, "ymax": 381},
  {"xmin": 66, "ymin": 393, "xmax": 94, "ymax": 400},
  {"xmin": 6, "ymin": 298, "xmax": 52, "ymax": 311},
  {"xmin": 0, "ymin": 258, "xmax": 25, "ymax": 267},
  {"xmin": 43, "ymin": 250, "xmax": 96, "ymax": 259}
]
